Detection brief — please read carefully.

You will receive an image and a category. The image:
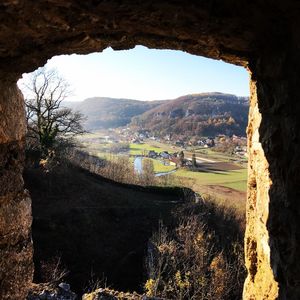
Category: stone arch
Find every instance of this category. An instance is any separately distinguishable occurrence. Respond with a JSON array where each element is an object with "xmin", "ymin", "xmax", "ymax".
[{"xmin": 1, "ymin": 1, "xmax": 300, "ymax": 299}]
